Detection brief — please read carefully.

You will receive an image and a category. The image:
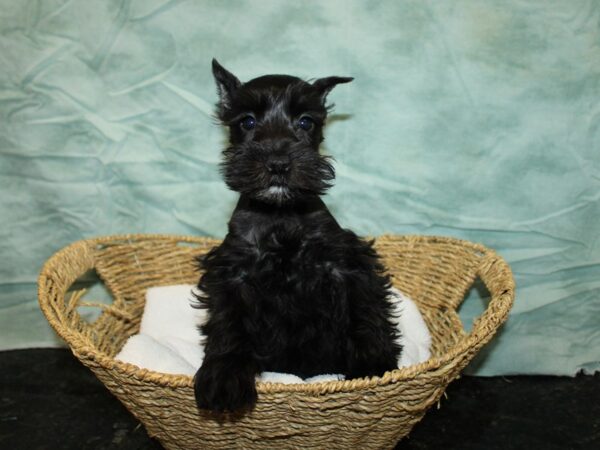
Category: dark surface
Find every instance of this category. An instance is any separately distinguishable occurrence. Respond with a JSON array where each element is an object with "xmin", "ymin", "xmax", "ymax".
[{"xmin": 0, "ymin": 348, "xmax": 598, "ymax": 450}]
